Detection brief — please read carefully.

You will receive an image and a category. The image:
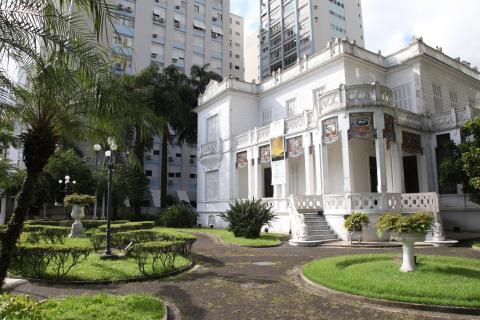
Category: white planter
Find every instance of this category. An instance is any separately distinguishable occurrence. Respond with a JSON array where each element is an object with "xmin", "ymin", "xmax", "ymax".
[
  {"xmin": 396, "ymin": 233, "xmax": 425, "ymax": 272},
  {"xmin": 348, "ymin": 230, "xmax": 363, "ymax": 245},
  {"xmin": 69, "ymin": 204, "xmax": 86, "ymax": 238}
]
